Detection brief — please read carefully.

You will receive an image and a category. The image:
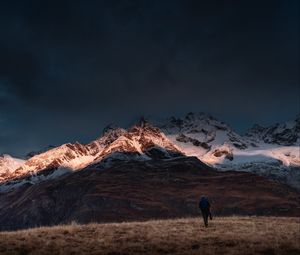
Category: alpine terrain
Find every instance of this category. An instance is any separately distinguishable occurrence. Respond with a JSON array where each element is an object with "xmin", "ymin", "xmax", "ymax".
[
  {"xmin": 156, "ymin": 112, "xmax": 300, "ymax": 189},
  {"xmin": 0, "ymin": 113, "xmax": 299, "ymax": 230}
]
